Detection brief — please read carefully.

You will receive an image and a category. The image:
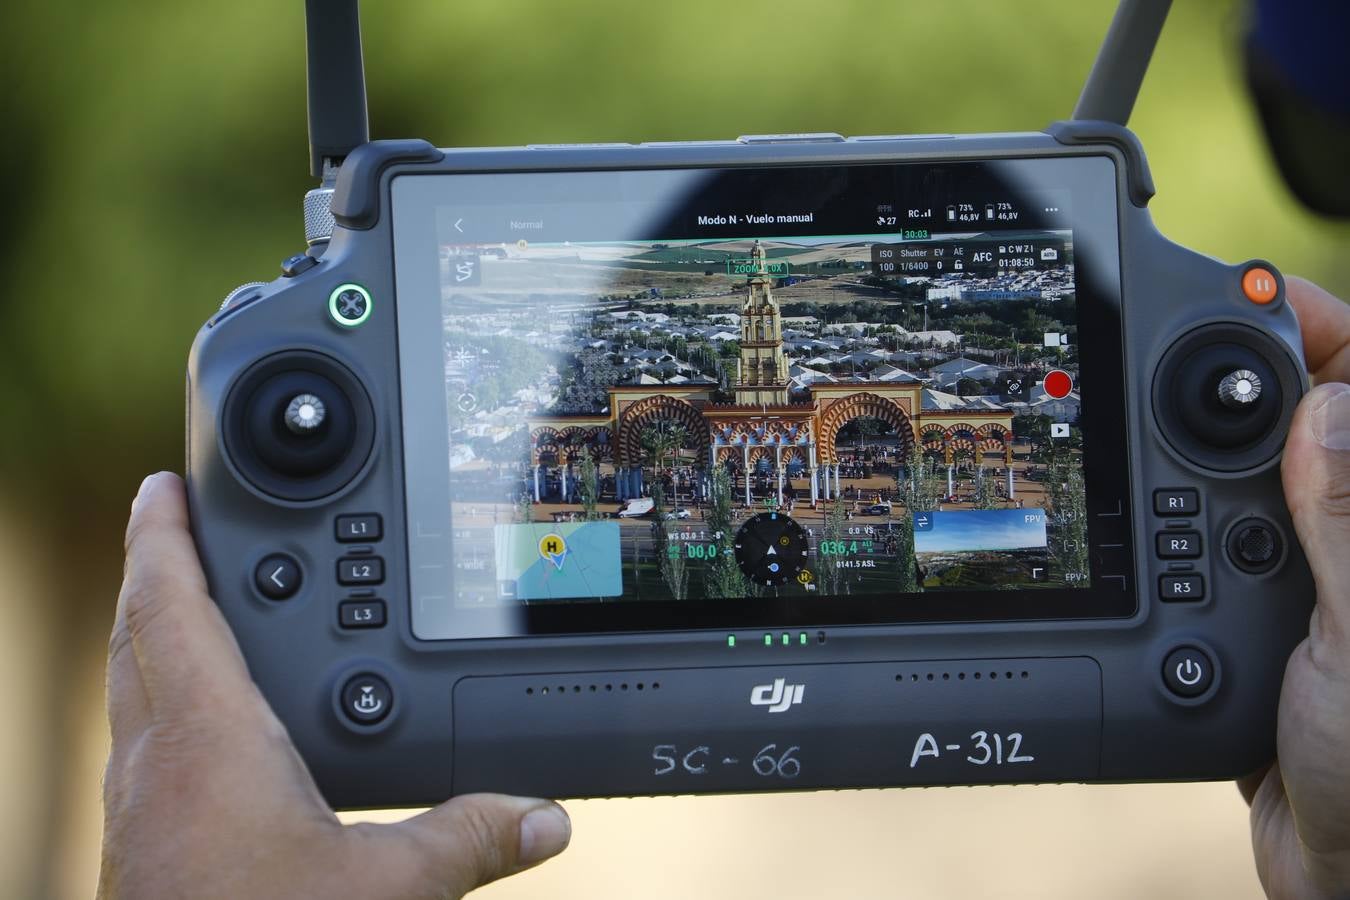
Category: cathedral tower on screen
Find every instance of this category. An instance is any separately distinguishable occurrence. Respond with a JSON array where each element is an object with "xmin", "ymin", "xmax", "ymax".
[{"xmin": 735, "ymin": 240, "xmax": 790, "ymax": 406}]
